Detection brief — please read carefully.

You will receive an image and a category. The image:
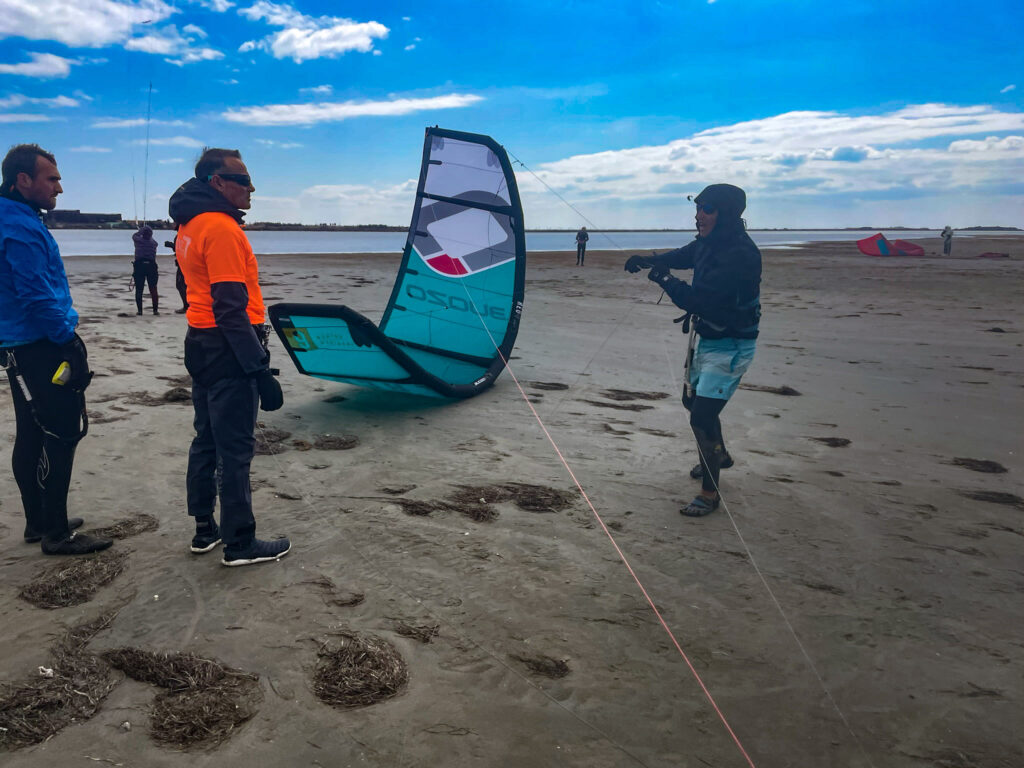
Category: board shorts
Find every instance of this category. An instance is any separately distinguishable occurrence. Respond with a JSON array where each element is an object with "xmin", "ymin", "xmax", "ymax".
[{"xmin": 689, "ymin": 336, "xmax": 756, "ymax": 401}]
